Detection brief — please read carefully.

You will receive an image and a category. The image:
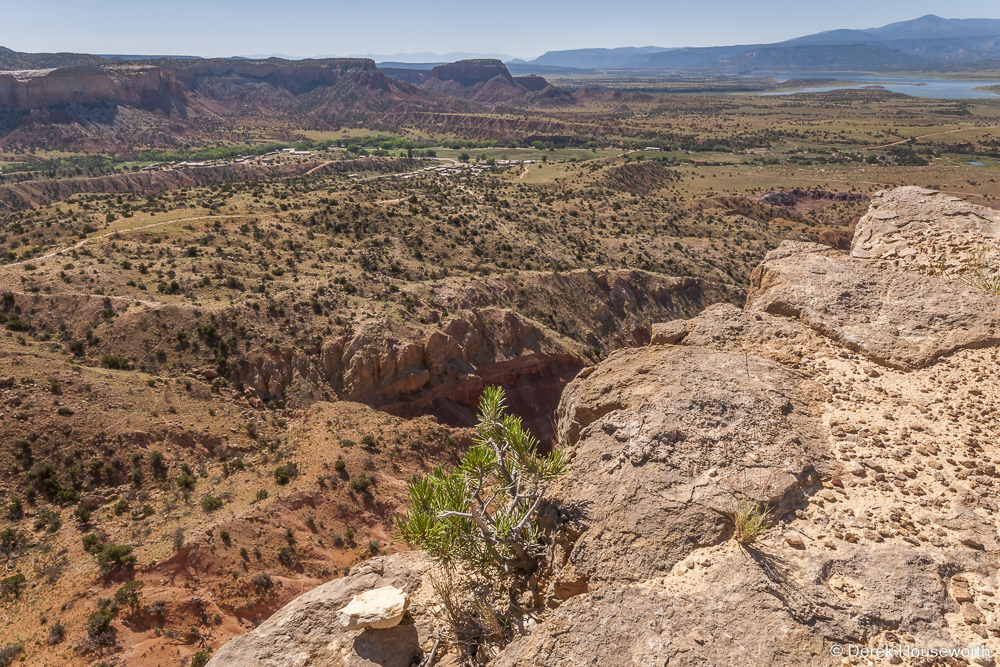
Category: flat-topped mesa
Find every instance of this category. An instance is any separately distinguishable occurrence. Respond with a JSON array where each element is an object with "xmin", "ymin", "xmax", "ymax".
[
  {"xmin": 428, "ymin": 58, "xmax": 516, "ymax": 87},
  {"xmin": 852, "ymin": 185, "xmax": 1000, "ymax": 276}
]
